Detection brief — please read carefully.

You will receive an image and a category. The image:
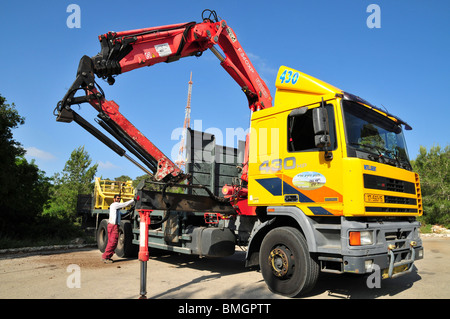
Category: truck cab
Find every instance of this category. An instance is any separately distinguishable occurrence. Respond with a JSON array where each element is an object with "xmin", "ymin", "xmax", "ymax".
[{"xmin": 246, "ymin": 66, "xmax": 423, "ymax": 296}]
